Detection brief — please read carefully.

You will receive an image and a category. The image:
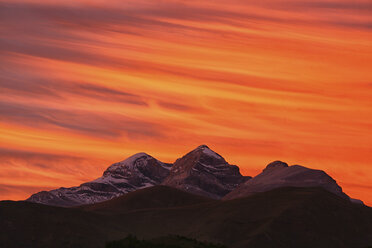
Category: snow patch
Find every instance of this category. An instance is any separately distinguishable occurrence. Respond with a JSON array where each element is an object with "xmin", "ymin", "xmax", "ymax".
[
  {"xmin": 121, "ymin": 152, "xmax": 150, "ymax": 164},
  {"xmin": 160, "ymin": 164, "xmax": 172, "ymax": 170},
  {"xmin": 199, "ymin": 162, "xmax": 220, "ymax": 170},
  {"xmin": 202, "ymin": 147, "xmax": 222, "ymax": 159},
  {"xmin": 92, "ymin": 175, "xmax": 129, "ymax": 184}
]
